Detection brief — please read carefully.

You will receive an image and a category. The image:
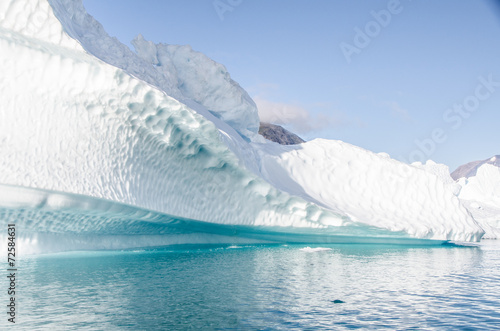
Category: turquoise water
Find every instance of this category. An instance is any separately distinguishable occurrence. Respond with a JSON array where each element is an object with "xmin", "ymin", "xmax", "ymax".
[{"xmin": 4, "ymin": 241, "xmax": 500, "ymax": 330}]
